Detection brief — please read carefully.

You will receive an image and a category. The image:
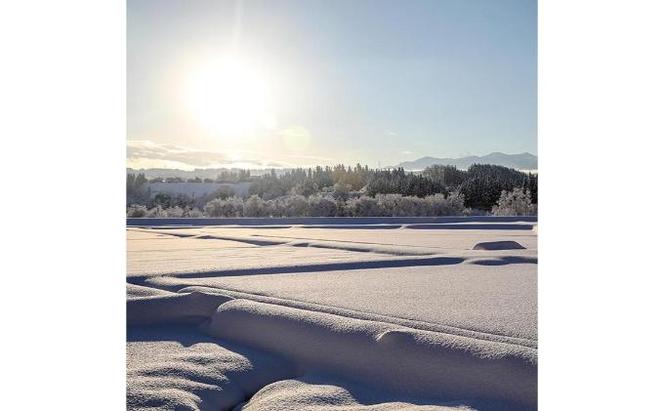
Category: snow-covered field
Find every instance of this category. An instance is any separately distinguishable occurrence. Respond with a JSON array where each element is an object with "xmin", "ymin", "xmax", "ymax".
[{"xmin": 127, "ymin": 219, "xmax": 537, "ymax": 410}]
